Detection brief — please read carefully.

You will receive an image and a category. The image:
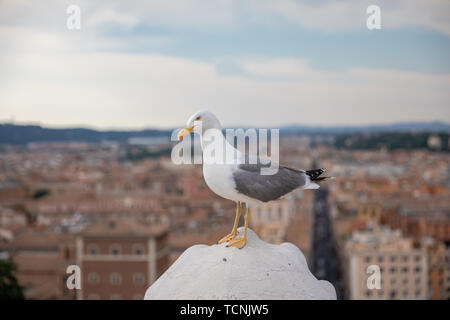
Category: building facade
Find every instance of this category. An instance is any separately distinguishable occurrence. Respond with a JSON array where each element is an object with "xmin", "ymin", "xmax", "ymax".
[
  {"xmin": 251, "ymin": 197, "xmax": 296, "ymax": 244},
  {"xmin": 345, "ymin": 226, "xmax": 428, "ymax": 300},
  {"xmin": 445, "ymin": 245, "xmax": 450, "ymax": 299},
  {"xmin": 76, "ymin": 218, "xmax": 170, "ymax": 300},
  {"xmin": 0, "ymin": 231, "xmax": 76, "ymax": 300}
]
